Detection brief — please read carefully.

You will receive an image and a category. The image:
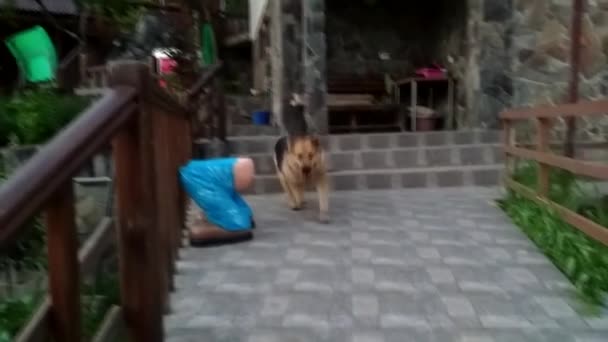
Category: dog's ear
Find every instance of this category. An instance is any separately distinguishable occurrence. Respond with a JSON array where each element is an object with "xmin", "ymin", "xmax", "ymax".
[
  {"xmin": 287, "ymin": 136, "xmax": 299, "ymax": 151},
  {"xmin": 310, "ymin": 136, "xmax": 320, "ymax": 149}
]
